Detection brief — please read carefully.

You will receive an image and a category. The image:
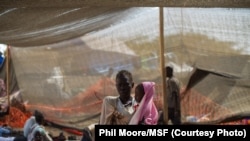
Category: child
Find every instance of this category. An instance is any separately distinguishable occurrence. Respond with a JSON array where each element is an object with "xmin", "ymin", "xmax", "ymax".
[{"xmin": 129, "ymin": 81, "xmax": 158, "ymax": 125}]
